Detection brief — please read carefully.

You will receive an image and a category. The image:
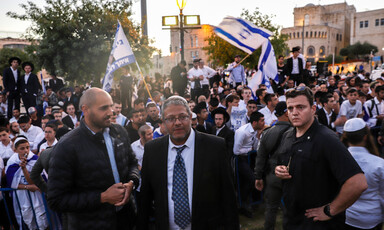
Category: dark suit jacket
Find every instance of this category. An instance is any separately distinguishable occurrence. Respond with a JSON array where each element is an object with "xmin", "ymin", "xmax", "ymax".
[
  {"xmin": 20, "ymin": 73, "xmax": 40, "ymax": 96},
  {"xmin": 2, "ymin": 67, "xmax": 21, "ymax": 93},
  {"xmin": 62, "ymin": 114, "xmax": 80, "ymax": 129},
  {"xmin": 195, "ymin": 121, "xmax": 213, "ymax": 134},
  {"xmin": 212, "ymin": 125, "xmax": 234, "ymax": 161},
  {"xmin": 316, "ymin": 108, "xmax": 337, "ymax": 131},
  {"xmin": 49, "ymin": 78, "xmax": 64, "ymax": 92},
  {"xmin": 284, "ymin": 57, "xmax": 303, "ymax": 77},
  {"xmin": 170, "ymin": 65, "xmax": 188, "ymax": 92},
  {"xmin": 138, "ymin": 131, "xmax": 239, "ymax": 230}
]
